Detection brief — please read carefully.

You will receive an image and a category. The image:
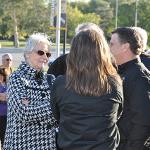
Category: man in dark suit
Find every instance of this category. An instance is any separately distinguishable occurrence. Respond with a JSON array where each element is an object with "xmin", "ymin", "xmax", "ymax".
[
  {"xmin": 110, "ymin": 27, "xmax": 150, "ymax": 150},
  {"xmin": 47, "ymin": 54, "xmax": 67, "ymax": 77}
]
